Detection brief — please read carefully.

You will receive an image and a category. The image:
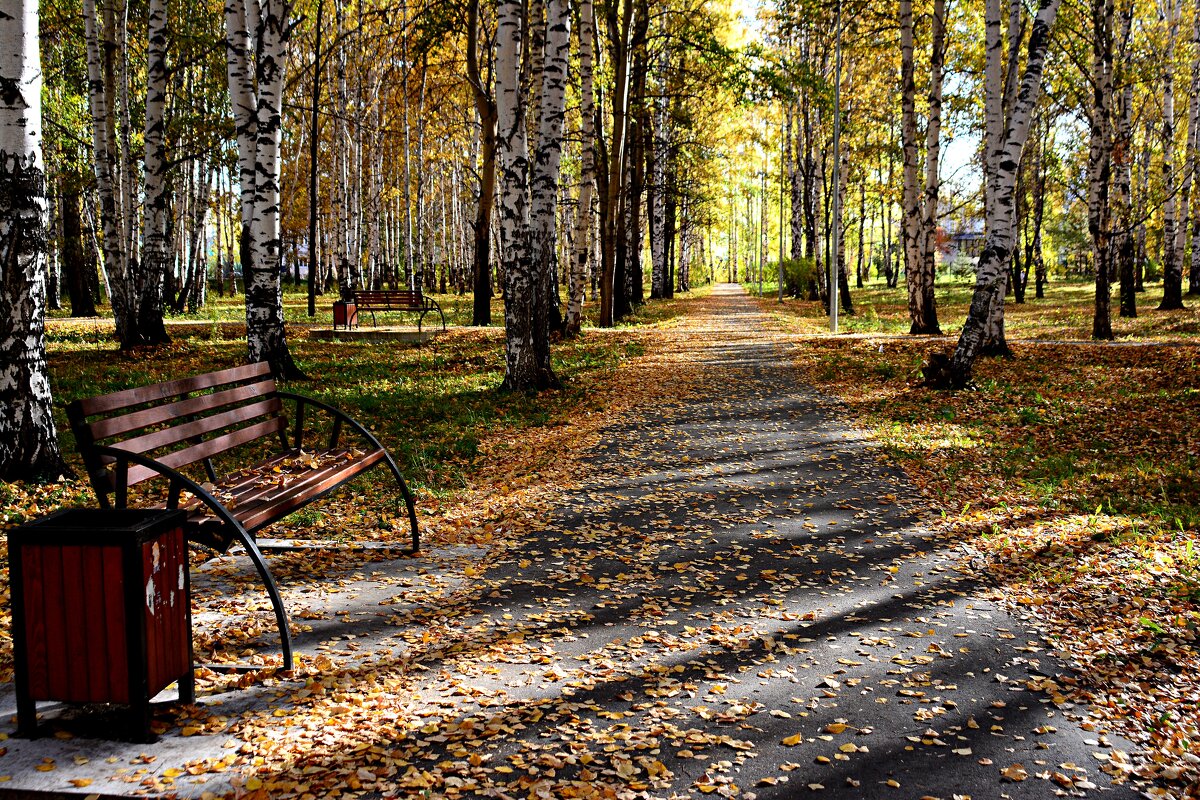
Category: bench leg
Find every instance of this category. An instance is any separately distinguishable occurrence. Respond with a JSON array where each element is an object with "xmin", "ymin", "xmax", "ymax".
[
  {"xmin": 381, "ymin": 452, "xmax": 420, "ymax": 553},
  {"xmin": 230, "ymin": 528, "xmax": 295, "ymax": 670}
]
